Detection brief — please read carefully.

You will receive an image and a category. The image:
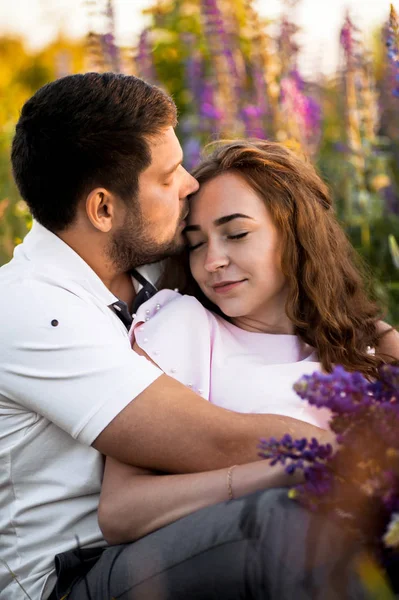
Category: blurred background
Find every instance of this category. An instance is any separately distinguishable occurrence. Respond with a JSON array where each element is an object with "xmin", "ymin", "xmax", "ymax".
[{"xmin": 1, "ymin": 0, "xmax": 399, "ymax": 322}]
